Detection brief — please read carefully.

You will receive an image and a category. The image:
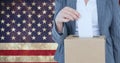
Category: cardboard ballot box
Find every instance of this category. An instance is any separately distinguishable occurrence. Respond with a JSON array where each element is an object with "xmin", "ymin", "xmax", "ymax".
[{"xmin": 64, "ymin": 35, "xmax": 105, "ymax": 63}]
